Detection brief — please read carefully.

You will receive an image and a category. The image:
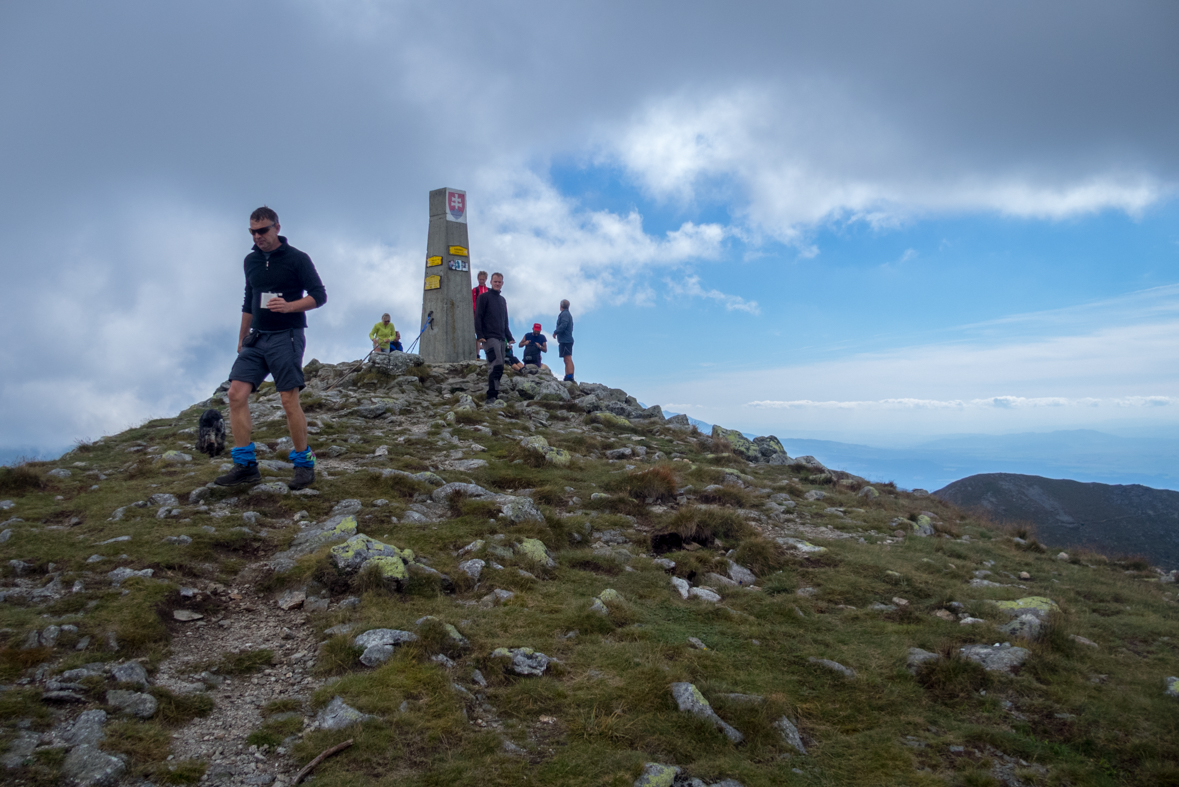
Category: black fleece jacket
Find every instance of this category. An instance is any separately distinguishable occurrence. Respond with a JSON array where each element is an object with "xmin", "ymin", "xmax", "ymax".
[
  {"xmin": 240, "ymin": 237, "xmax": 327, "ymax": 332},
  {"xmin": 474, "ymin": 289, "xmax": 513, "ymax": 342}
]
